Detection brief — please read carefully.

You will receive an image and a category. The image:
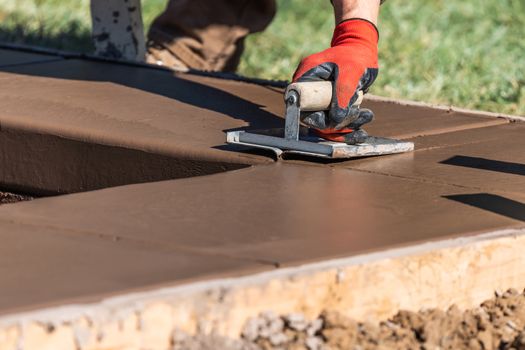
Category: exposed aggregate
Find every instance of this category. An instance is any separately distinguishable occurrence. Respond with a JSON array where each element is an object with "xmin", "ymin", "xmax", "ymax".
[
  {"xmin": 173, "ymin": 288, "xmax": 525, "ymax": 350},
  {"xmin": 0, "ymin": 191, "xmax": 32, "ymax": 204}
]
